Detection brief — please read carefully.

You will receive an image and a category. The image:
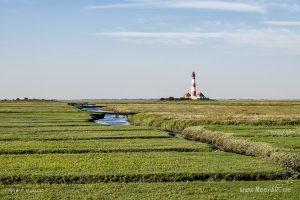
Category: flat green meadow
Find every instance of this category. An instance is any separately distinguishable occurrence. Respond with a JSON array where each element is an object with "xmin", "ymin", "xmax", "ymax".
[
  {"xmin": 1, "ymin": 180, "xmax": 299, "ymax": 200},
  {"xmin": 0, "ymin": 100, "xmax": 299, "ymax": 199}
]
